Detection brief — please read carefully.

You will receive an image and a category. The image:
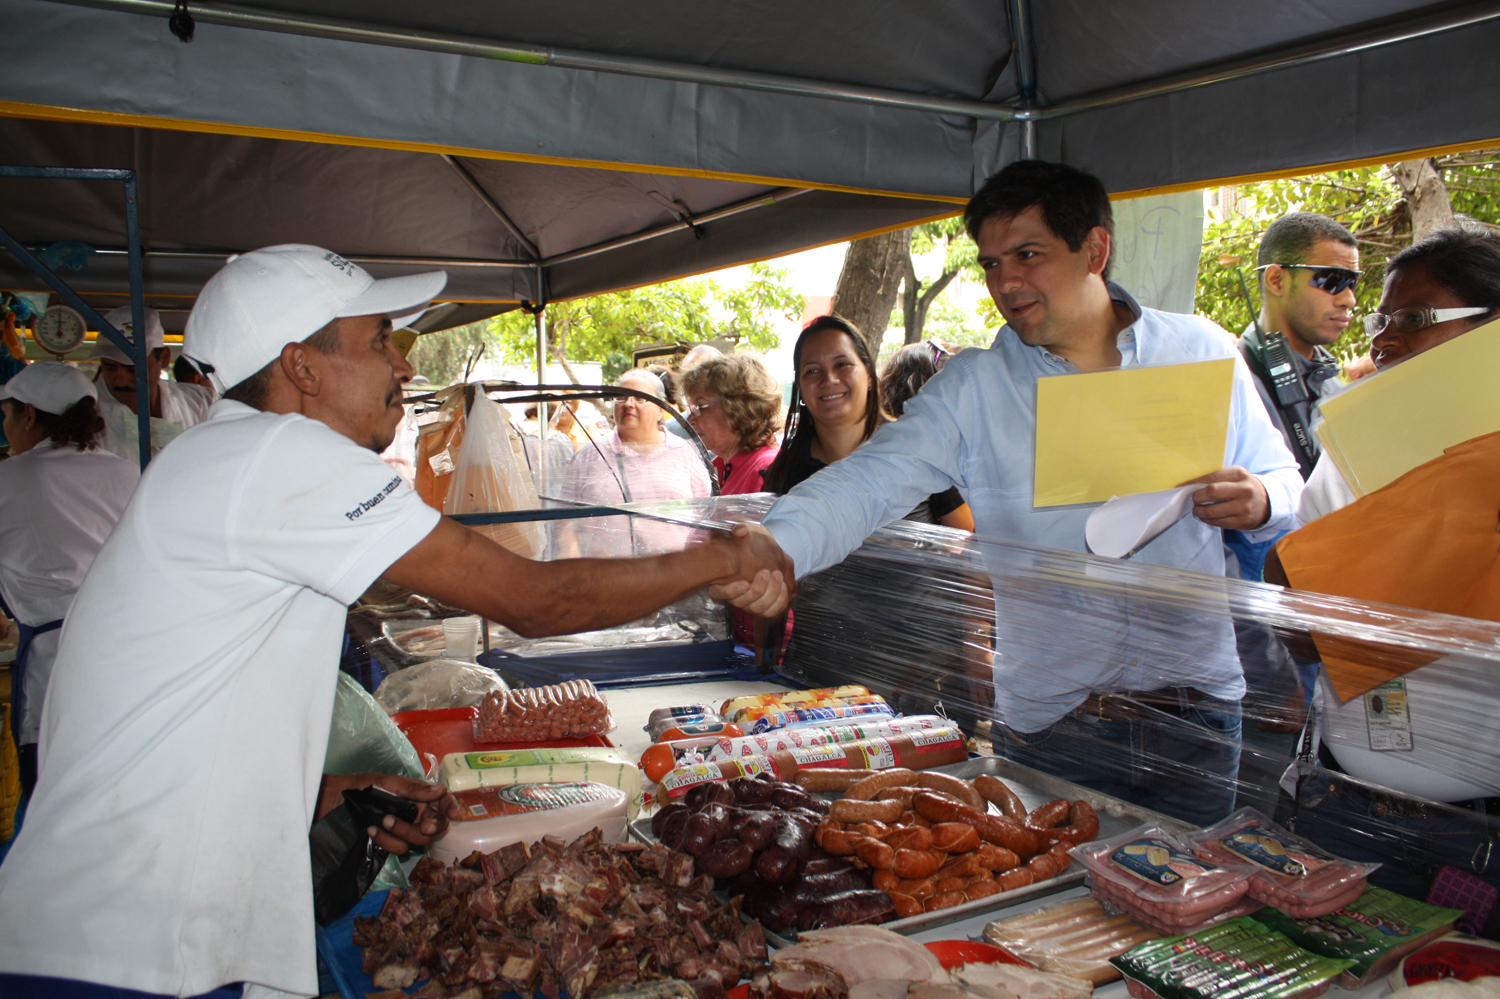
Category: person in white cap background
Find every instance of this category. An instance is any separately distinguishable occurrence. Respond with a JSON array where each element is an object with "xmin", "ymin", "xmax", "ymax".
[
  {"xmin": 91, "ymin": 304, "xmax": 214, "ymax": 461},
  {"xmin": 0, "ymin": 362, "xmax": 138, "ymax": 798},
  {"xmin": 0, "ymin": 245, "xmax": 790, "ymax": 999}
]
